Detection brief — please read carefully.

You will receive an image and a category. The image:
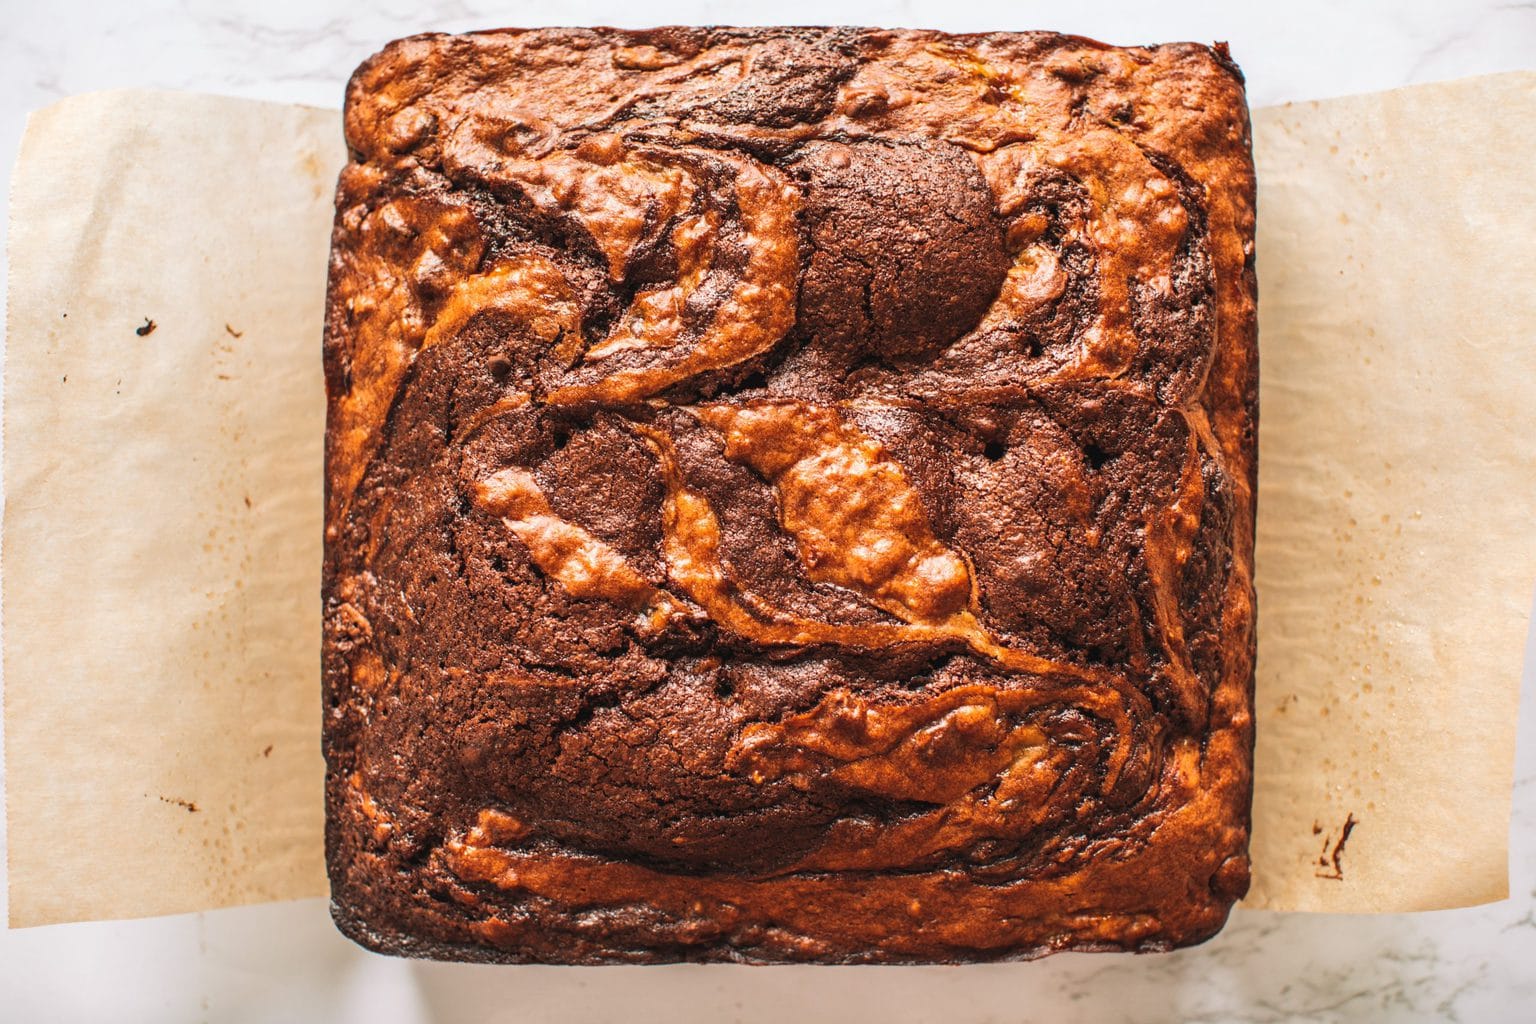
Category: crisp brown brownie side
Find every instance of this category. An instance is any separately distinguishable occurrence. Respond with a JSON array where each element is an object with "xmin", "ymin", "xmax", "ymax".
[{"xmin": 322, "ymin": 26, "xmax": 1257, "ymax": 964}]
